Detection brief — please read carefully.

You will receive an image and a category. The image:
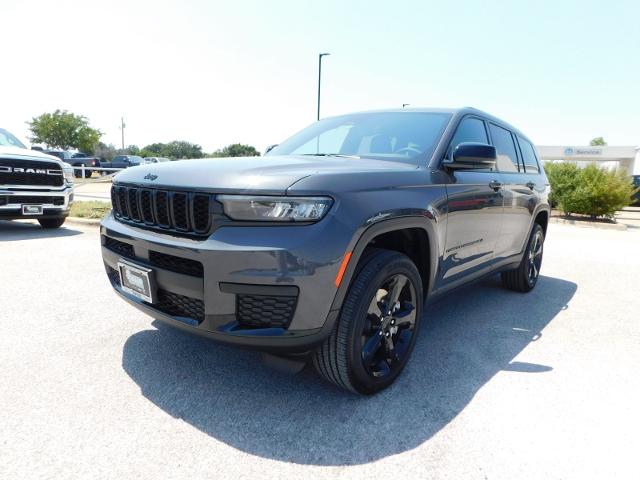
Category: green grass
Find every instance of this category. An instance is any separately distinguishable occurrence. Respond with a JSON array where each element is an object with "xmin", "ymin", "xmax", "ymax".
[{"xmin": 69, "ymin": 201, "xmax": 112, "ymax": 219}]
